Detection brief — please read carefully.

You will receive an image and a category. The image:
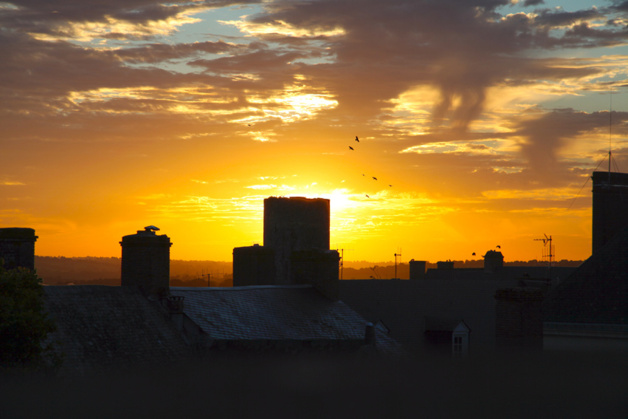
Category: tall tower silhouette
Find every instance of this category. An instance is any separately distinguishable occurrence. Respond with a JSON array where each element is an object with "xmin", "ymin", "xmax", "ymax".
[
  {"xmin": 591, "ymin": 171, "xmax": 628, "ymax": 254},
  {"xmin": 263, "ymin": 197, "xmax": 330, "ymax": 284}
]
